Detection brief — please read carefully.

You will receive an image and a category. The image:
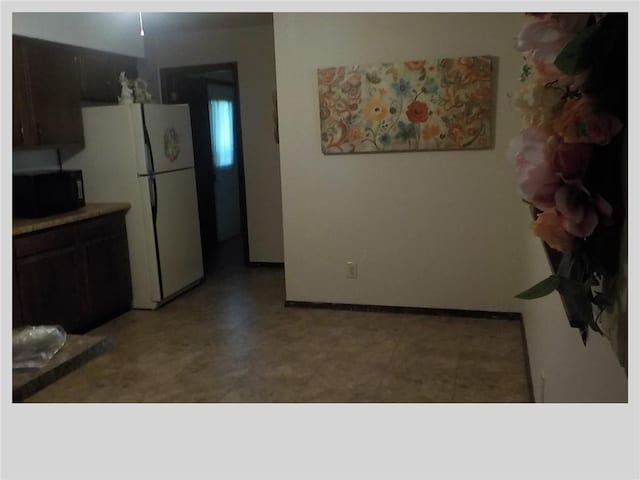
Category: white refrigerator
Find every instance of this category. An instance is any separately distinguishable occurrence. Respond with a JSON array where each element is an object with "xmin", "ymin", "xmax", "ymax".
[{"xmin": 64, "ymin": 103, "xmax": 204, "ymax": 309}]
